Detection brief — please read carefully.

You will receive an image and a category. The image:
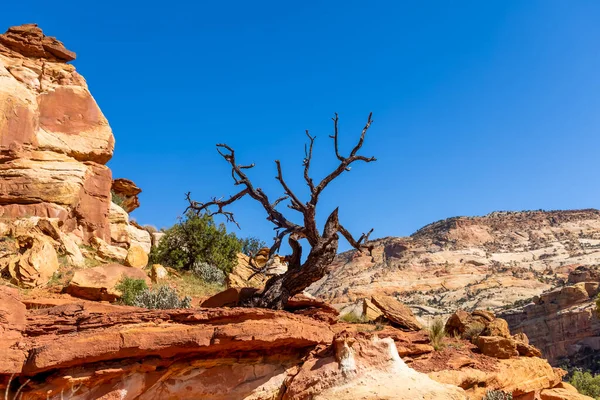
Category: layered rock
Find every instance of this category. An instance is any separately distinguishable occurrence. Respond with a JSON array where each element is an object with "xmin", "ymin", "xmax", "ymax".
[
  {"xmin": 111, "ymin": 178, "xmax": 141, "ymax": 213},
  {"xmin": 0, "ymin": 288, "xmax": 590, "ymax": 399},
  {"xmin": 0, "ymin": 24, "xmax": 148, "ymax": 257},
  {"xmin": 501, "ymin": 267, "xmax": 600, "ymax": 364},
  {"xmin": 308, "ymin": 209, "xmax": 600, "ymax": 320},
  {"xmin": 0, "ymin": 24, "xmax": 114, "ymax": 242}
]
